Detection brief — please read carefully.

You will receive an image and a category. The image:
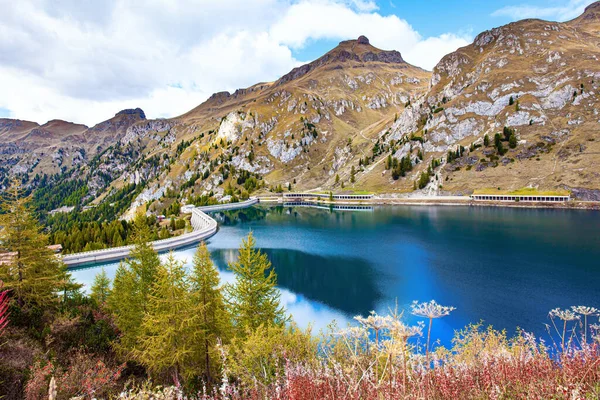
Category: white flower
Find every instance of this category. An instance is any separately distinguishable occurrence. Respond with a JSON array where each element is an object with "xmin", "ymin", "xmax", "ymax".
[
  {"xmin": 571, "ymin": 306, "xmax": 599, "ymax": 316},
  {"xmin": 390, "ymin": 320, "xmax": 424, "ymax": 339},
  {"xmin": 354, "ymin": 311, "xmax": 394, "ymax": 331},
  {"xmin": 549, "ymin": 308, "xmax": 580, "ymax": 321},
  {"xmin": 411, "ymin": 300, "xmax": 456, "ymax": 319}
]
